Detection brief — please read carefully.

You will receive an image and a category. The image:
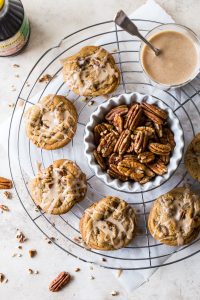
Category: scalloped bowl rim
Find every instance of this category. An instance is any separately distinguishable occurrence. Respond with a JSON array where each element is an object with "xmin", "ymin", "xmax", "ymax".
[{"xmin": 84, "ymin": 92, "xmax": 184, "ymax": 193}]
